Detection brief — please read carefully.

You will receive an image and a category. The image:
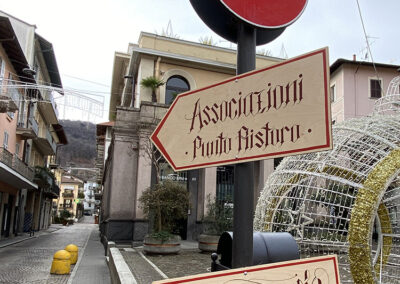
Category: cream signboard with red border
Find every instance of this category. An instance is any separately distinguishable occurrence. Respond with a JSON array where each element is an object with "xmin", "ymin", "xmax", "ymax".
[
  {"xmin": 153, "ymin": 255, "xmax": 340, "ymax": 284},
  {"xmin": 151, "ymin": 48, "xmax": 332, "ymax": 171}
]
